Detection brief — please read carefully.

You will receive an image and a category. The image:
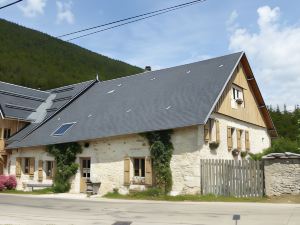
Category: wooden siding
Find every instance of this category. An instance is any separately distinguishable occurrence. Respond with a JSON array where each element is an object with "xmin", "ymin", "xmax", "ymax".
[
  {"xmin": 215, "ymin": 63, "xmax": 267, "ymax": 128},
  {"xmin": 0, "ymin": 119, "xmax": 28, "ymax": 154}
]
